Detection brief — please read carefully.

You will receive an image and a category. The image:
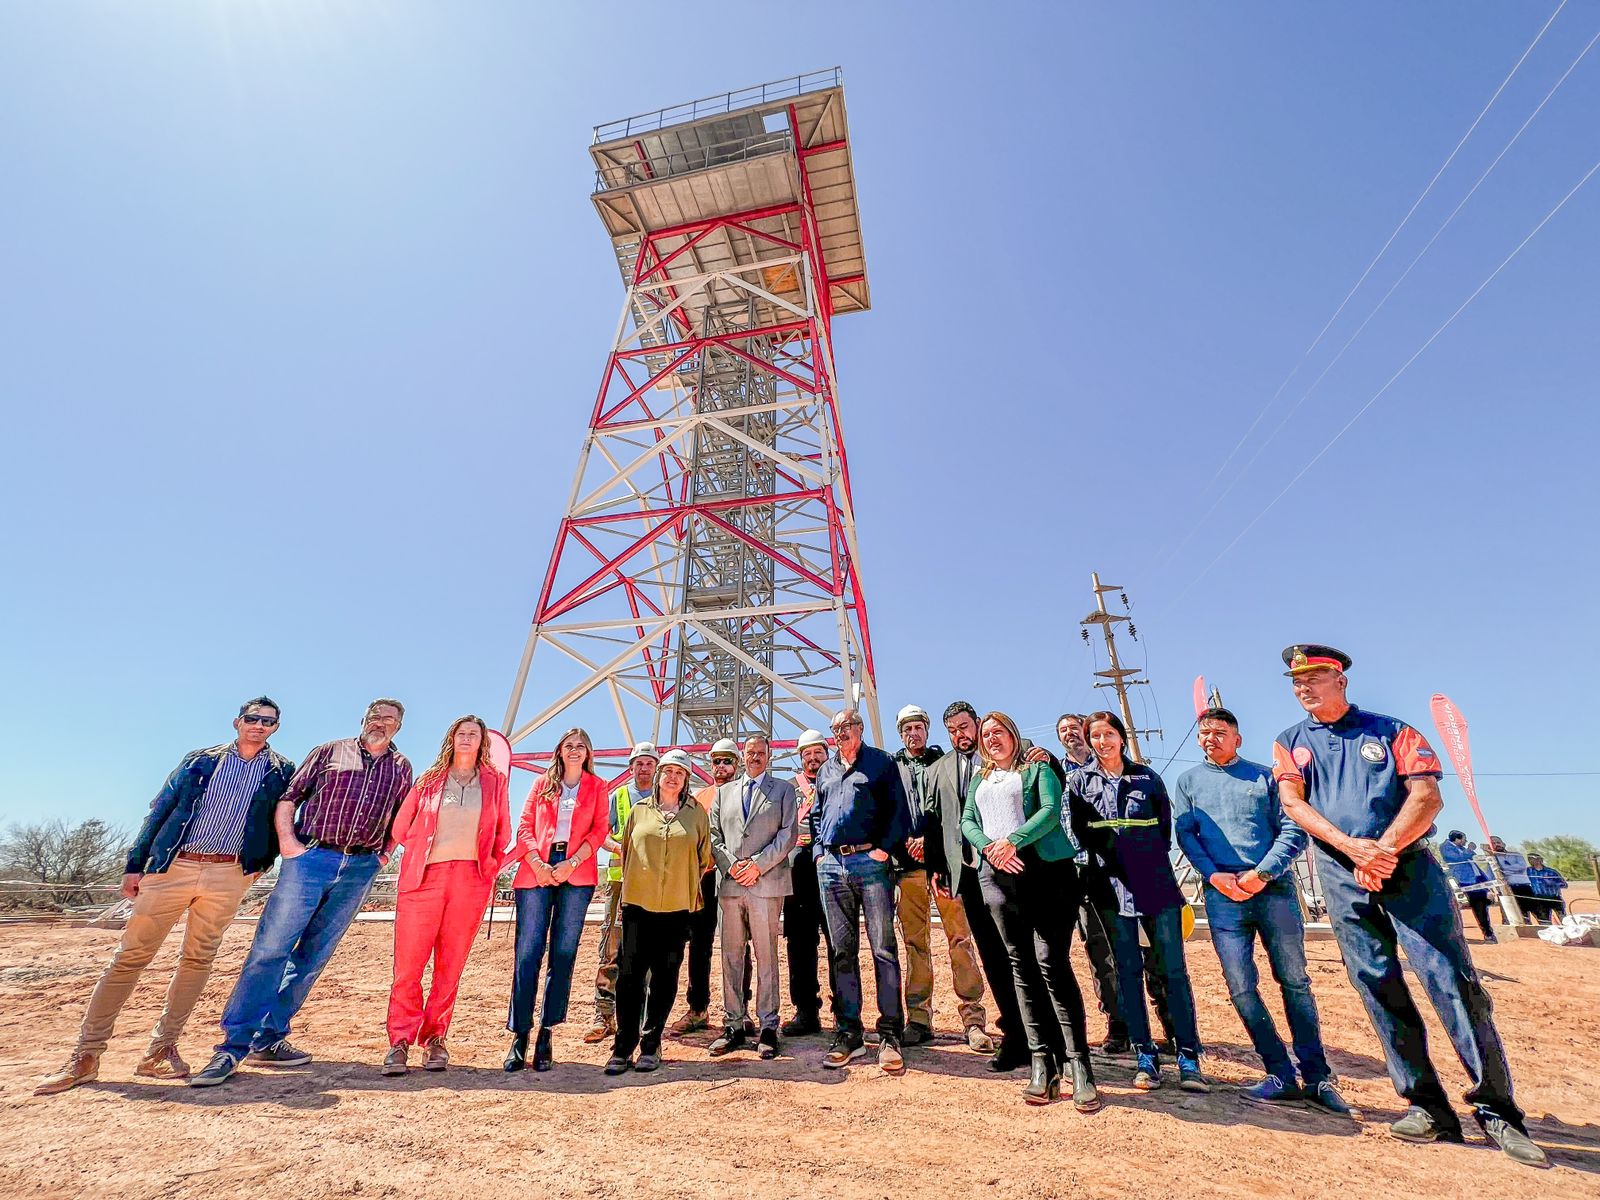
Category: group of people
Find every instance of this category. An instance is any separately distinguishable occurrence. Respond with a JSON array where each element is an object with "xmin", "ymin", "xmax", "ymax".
[
  {"xmin": 32, "ymin": 644, "xmax": 1551, "ymax": 1168},
  {"xmin": 1439, "ymin": 831, "xmax": 1570, "ymax": 939}
]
